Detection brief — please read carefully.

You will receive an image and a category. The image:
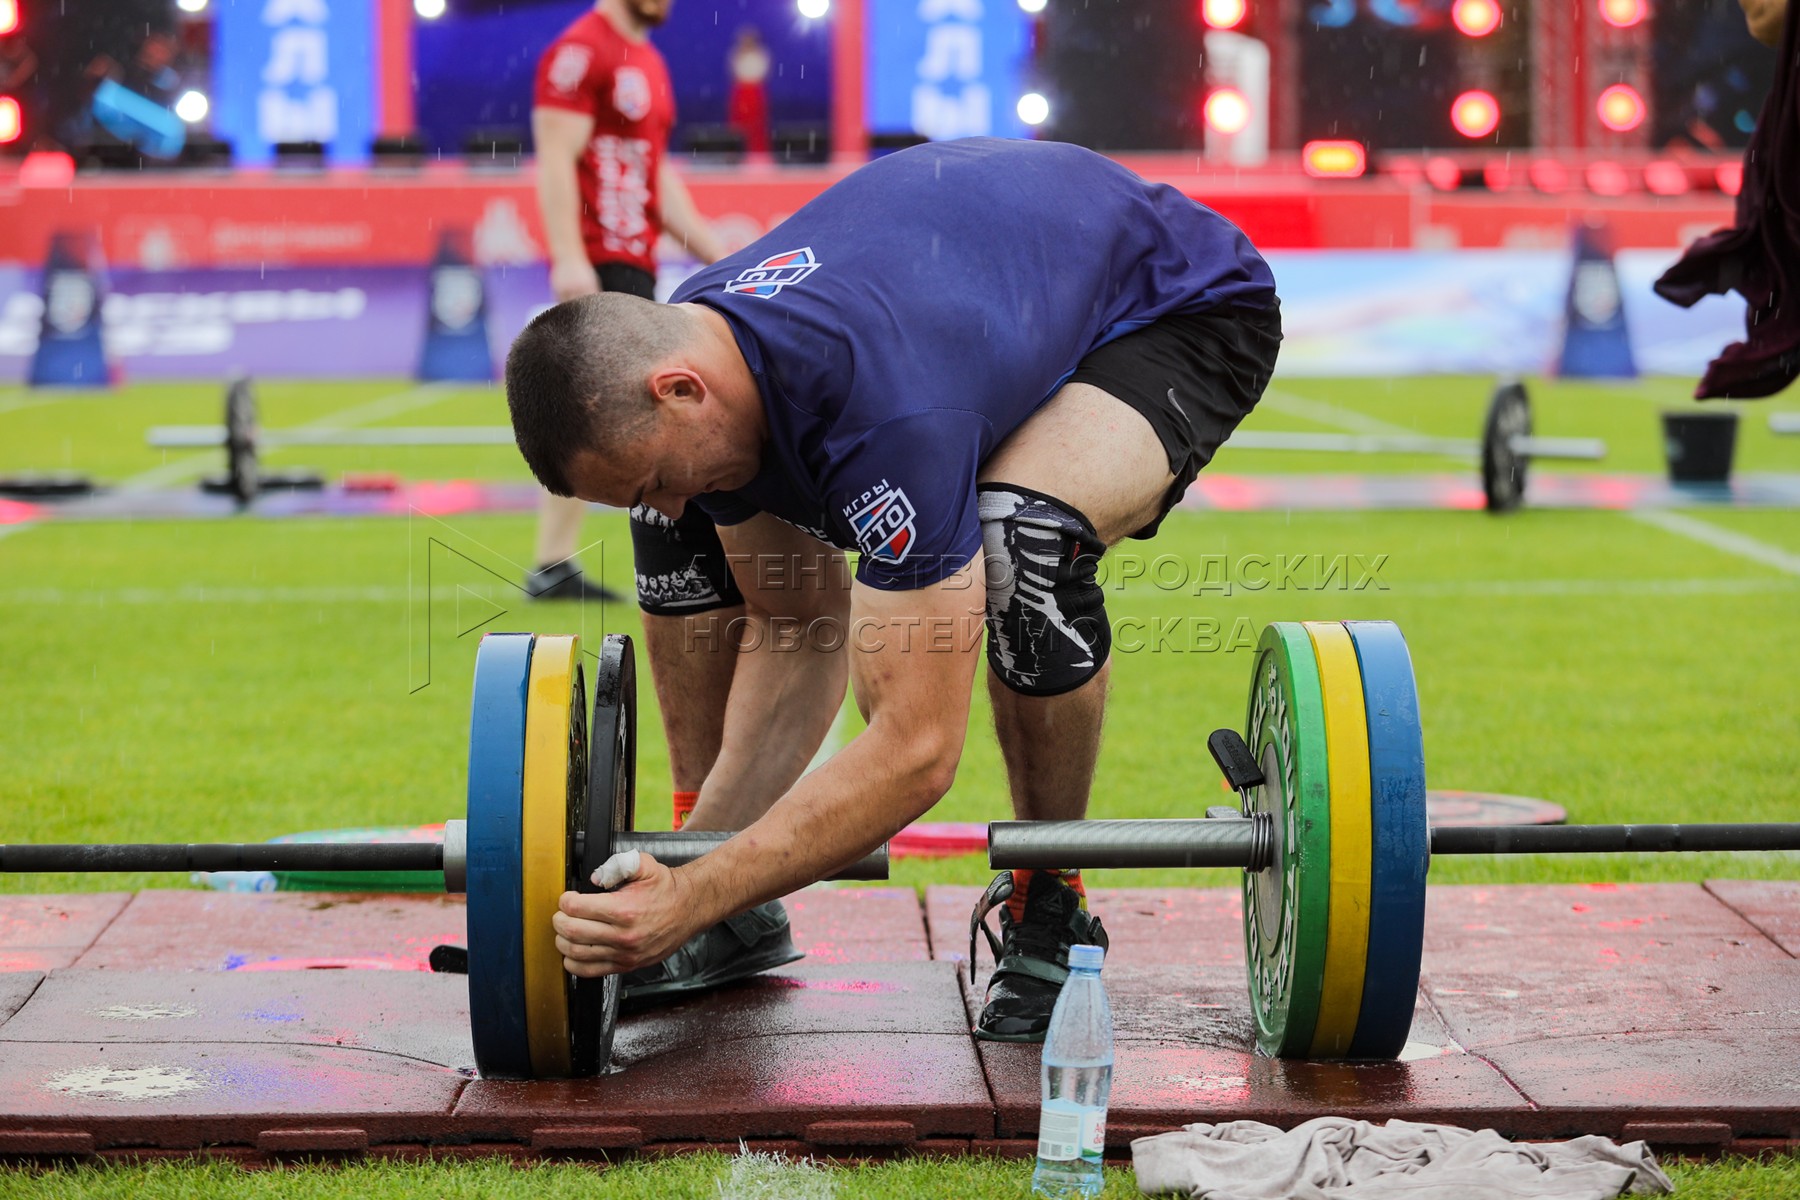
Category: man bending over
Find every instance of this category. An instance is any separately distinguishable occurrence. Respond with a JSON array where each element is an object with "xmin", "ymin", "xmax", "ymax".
[{"xmin": 504, "ymin": 137, "xmax": 1280, "ymax": 1040}]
